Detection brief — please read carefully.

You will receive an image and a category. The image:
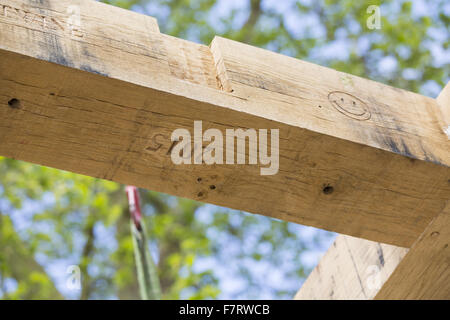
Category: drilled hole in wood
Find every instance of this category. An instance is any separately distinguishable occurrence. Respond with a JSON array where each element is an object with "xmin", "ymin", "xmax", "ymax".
[
  {"xmin": 8, "ymin": 98, "xmax": 21, "ymax": 109},
  {"xmin": 209, "ymin": 185, "xmax": 216, "ymax": 190},
  {"xmin": 323, "ymin": 185, "xmax": 334, "ymax": 195},
  {"xmin": 197, "ymin": 177, "xmax": 202, "ymax": 183},
  {"xmin": 197, "ymin": 191, "xmax": 204, "ymax": 197}
]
